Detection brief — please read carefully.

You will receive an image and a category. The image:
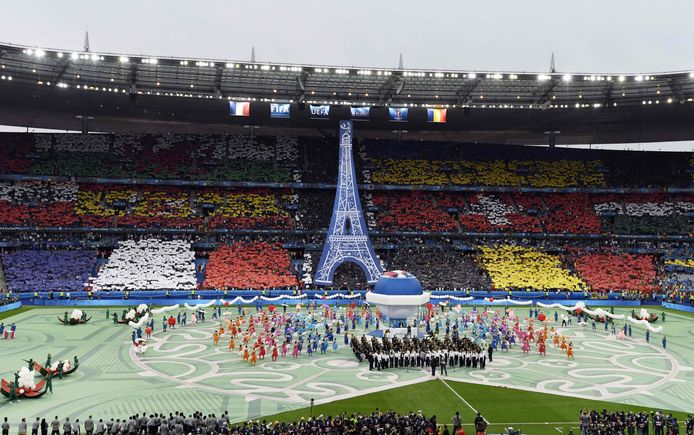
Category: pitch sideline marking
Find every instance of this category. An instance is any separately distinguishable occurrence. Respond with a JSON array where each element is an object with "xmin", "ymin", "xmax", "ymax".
[{"xmin": 439, "ymin": 378, "xmax": 487, "ymax": 423}]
